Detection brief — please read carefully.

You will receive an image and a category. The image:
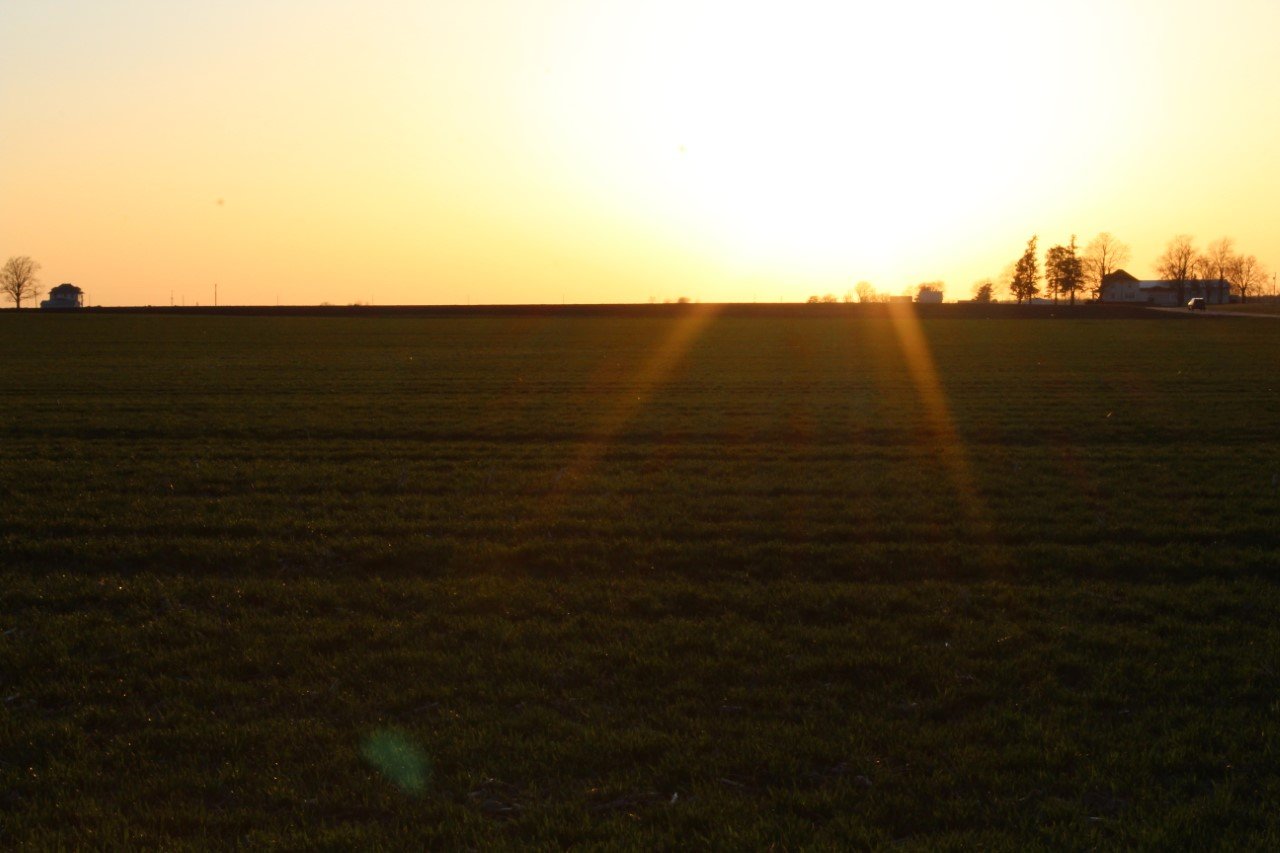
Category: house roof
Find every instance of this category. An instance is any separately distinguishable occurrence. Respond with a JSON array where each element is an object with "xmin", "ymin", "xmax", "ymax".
[
  {"xmin": 50, "ymin": 283, "xmax": 81, "ymax": 294},
  {"xmin": 1102, "ymin": 274, "xmax": 1230, "ymax": 290},
  {"xmin": 1136, "ymin": 279, "xmax": 1230, "ymax": 289}
]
